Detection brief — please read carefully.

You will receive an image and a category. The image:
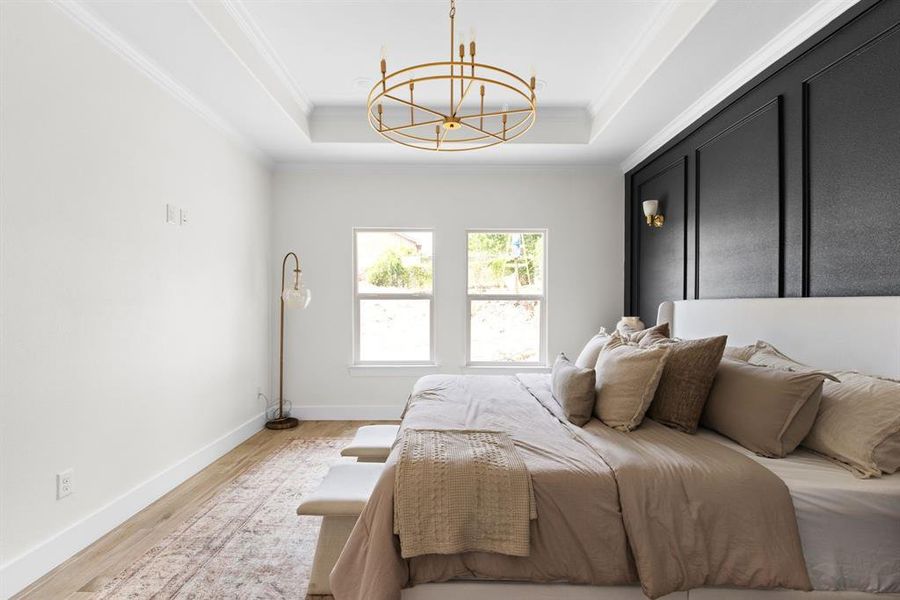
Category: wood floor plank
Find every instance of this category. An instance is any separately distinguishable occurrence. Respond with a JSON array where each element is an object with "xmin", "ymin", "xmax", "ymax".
[{"xmin": 13, "ymin": 420, "xmax": 392, "ymax": 600}]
